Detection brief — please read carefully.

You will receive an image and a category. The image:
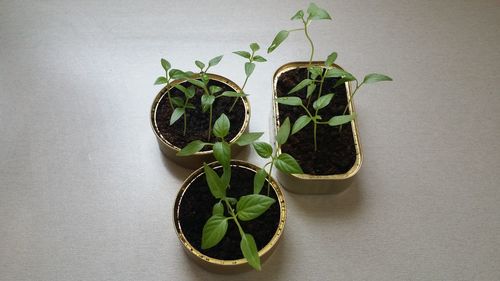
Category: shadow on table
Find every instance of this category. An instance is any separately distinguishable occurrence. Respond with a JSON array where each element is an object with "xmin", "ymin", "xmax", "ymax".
[{"xmin": 283, "ymin": 176, "xmax": 364, "ymax": 219}]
